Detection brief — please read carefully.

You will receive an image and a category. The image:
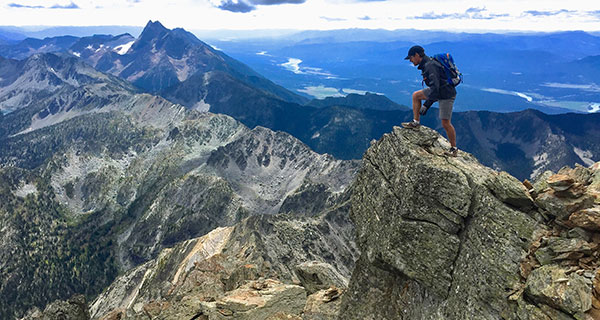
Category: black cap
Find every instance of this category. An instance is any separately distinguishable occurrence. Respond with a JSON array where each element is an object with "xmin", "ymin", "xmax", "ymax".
[{"xmin": 404, "ymin": 45, "xmax": 424, "ymax": 60}]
